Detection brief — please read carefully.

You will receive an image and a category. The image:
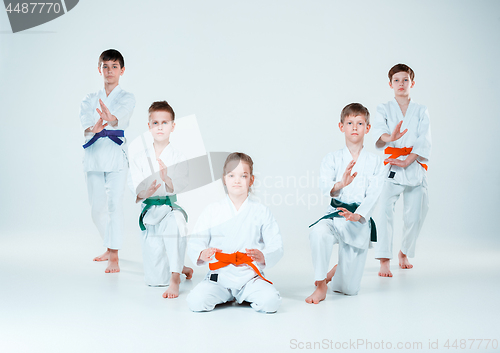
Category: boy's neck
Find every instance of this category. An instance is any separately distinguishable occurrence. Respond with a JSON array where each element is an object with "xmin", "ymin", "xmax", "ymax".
[
  {"xmin": 153, "ymin": 139, "xmax": 170, "ymax": 157},
  {"xmin": 345, "ymin": 140, "xmax": 363, "ymax": 161},
  {"xmin": 394, "ymin": 95, "xmax": 411, "ymax": 107},
  {"xmin": 104, "ymin": 82, "xmax": 119, "ymax": 97},
  {"xmin": 229, "ymin": 193, "xmax": 248, "ymax": 212}
]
